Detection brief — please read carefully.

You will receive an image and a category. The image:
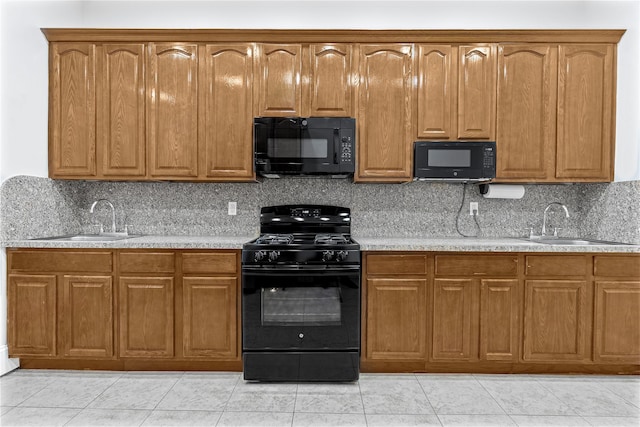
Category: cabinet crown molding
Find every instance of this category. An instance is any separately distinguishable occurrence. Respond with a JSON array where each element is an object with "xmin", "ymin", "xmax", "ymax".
[{"xmin": 41, "ymin": 29, "xmax": 626, "ymax": 44}]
